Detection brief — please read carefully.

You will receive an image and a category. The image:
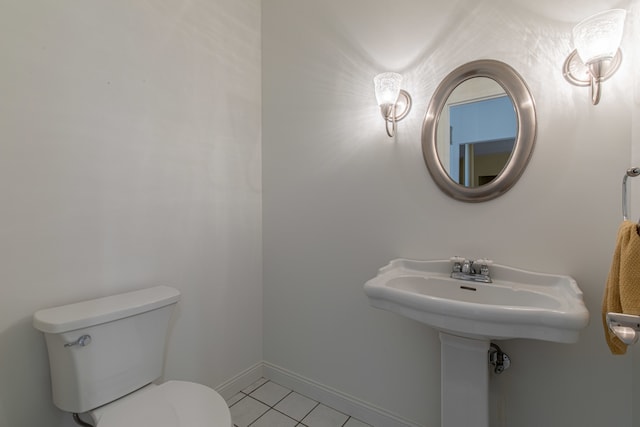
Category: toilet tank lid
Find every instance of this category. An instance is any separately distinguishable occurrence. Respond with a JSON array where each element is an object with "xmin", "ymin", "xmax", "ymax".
[{"xmin": 33, "ymin": 286, "xmax": 181, "ymax": 334}]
